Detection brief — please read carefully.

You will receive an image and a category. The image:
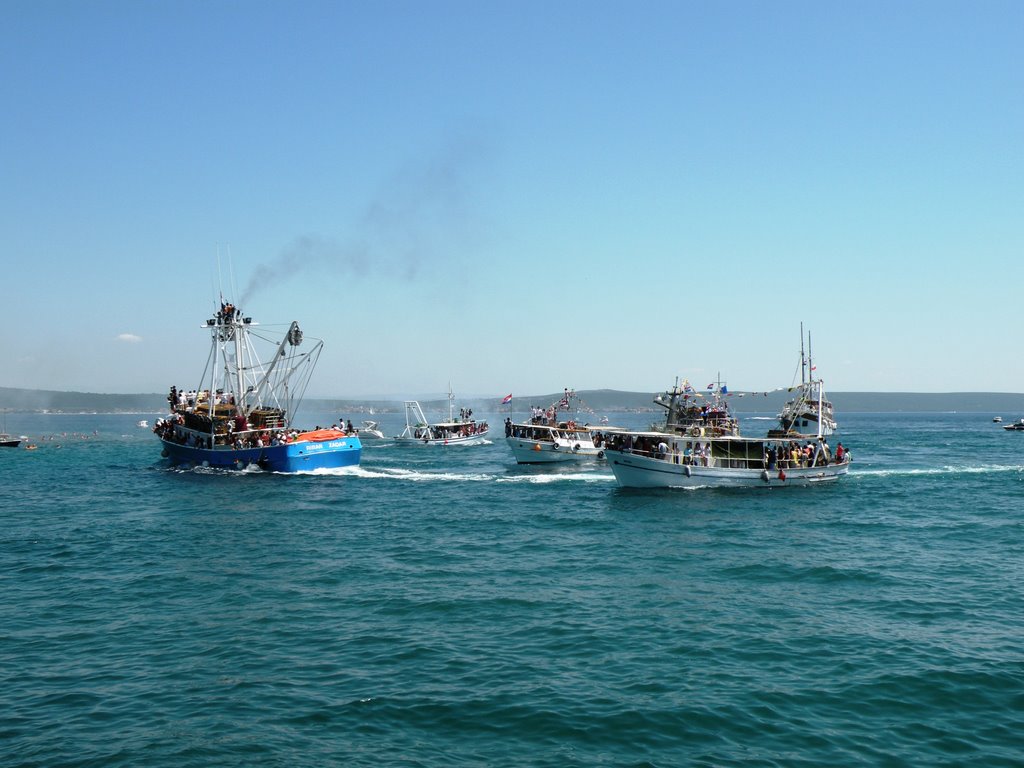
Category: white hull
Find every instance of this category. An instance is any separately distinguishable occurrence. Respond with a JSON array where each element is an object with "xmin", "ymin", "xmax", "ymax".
[
  {"xmin": 506, "ymin": 436, "xmax": 603, "ymax": 464},
  {"xmin": 395, "ymin": 430, "xmax": 490, "ymax": 446},
  {"xmin": 606, "ymin": 449, "xmax": 849, "ymax": 488},
  {"xmin": 395, "ymin": 398, "xmax": 488, "ymax": 446}
]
